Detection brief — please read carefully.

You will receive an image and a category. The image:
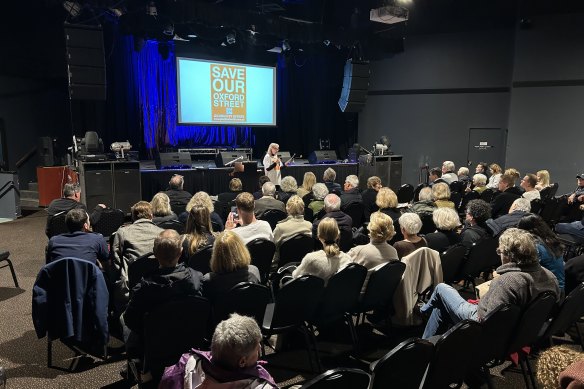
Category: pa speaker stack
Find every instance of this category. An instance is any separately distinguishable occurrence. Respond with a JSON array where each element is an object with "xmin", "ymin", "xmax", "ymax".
[
  {"xmin": 338, "ymin": 59, "xmax": 370, "ymax": 113},
  {"xmin": 65, "ymin": 24, "xmax": 106, "ymax": 100},
  {"xmin": 308, "ymin": 150, "xmax": 338, "ymax": 164}
]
